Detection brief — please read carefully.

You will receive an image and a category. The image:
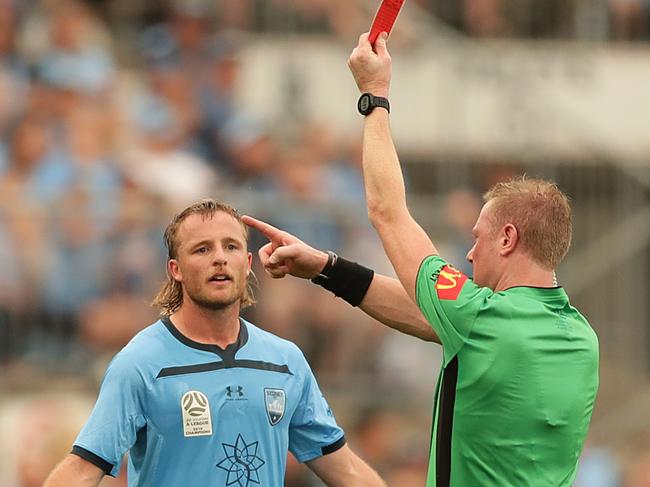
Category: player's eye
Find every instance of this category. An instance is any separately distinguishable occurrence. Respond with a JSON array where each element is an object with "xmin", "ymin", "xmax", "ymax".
[
  {"xmin": 226, "ymin": 243, "xmax": 238, "ymax": 251},
  {"xmin": 195, "ymin": 246, "xmax": 208, "ymax": 254}
]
